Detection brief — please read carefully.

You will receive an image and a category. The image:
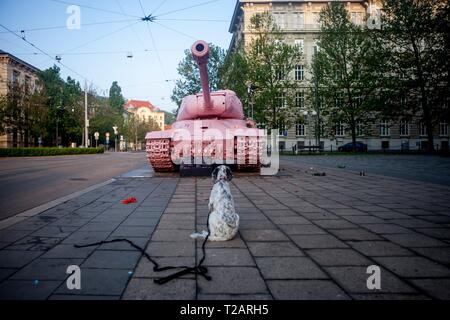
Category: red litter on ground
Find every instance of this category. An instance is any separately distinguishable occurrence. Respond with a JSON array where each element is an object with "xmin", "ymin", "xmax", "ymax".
[{"xmin": 121, "ymin": 197, "xmax": 137, "ymax": 204}]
